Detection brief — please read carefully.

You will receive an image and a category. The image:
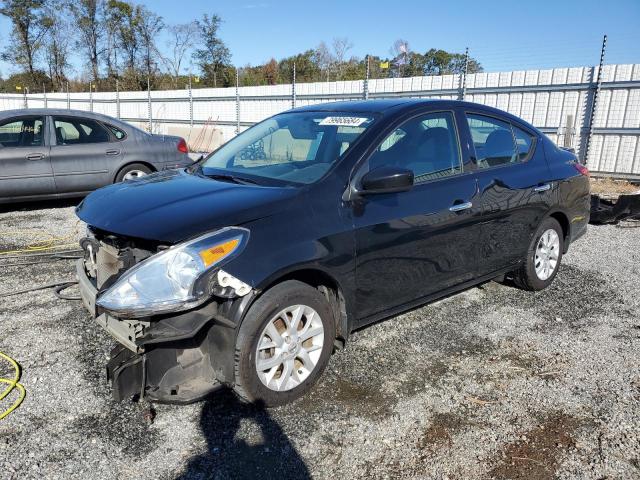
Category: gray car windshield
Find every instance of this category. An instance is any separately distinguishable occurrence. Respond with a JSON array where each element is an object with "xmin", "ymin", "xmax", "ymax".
[{"xmin": 200, "ymin": 112, "xmax": 375, "ymax": 184}]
